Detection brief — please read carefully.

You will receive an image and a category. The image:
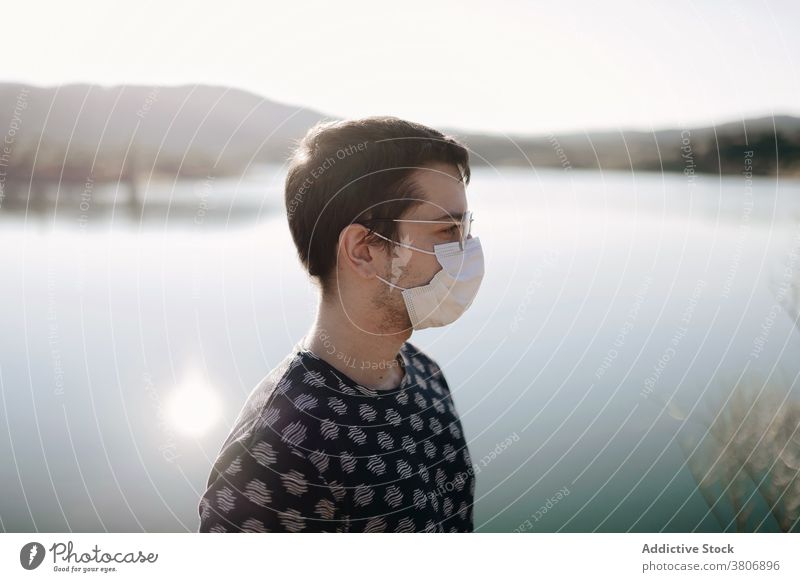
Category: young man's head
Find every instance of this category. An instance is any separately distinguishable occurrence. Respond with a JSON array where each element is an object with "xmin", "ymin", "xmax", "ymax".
[{"xmin": 285, "ymin": 116, "xmax": 478, "ymax": 337}]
